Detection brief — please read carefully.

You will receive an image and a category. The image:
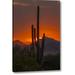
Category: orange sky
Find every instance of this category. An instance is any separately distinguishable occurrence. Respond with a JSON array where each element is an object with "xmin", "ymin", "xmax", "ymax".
[{"xmin": 13, "ymin": 1, "xmax": 60, "ymax": 44}]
